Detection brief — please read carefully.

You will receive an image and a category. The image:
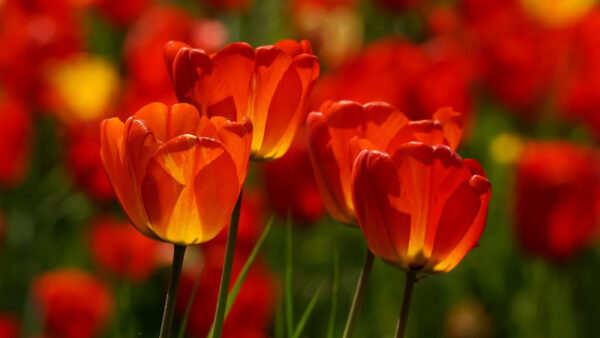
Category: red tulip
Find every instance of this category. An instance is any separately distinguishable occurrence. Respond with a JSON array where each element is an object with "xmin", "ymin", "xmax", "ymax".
[
  {"xmin": 94, "ymin": 0, "xmax": 149, "ymax": 25},
  {"xmin": 0, "ymin": 314, "xmax": 19, "ymax": 338},
  {"xmin": 307, "ymin": 100, "xmax": 462, "ymax": 225},
  {"xmin": 164, "ymin": 39, "xmax": 319, "ymax": 160},
  {"xmin": 89, "ymin": 217, "xmax": 159, "ymax": 281},
  {"xmin": 100, "ymin": 102, "xmax": 252, "ymax": 244},
  {"xmin": 352, "ymin": 144, "xmax": 491, "ymax": 273},
  {"xmin": 514, "ymin": 141, "xmax": 600, "ymax": 260},
  {"xmin": 262, "ymin": 138, "xmax": 325, "ymax": 223},
  {"xmin": 0, "ymin": 90, "xmax": 32, "ymax": 186},
  {"xmin": 32, "ymin": 270, "xmax": 113, "ymax": 338}
]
